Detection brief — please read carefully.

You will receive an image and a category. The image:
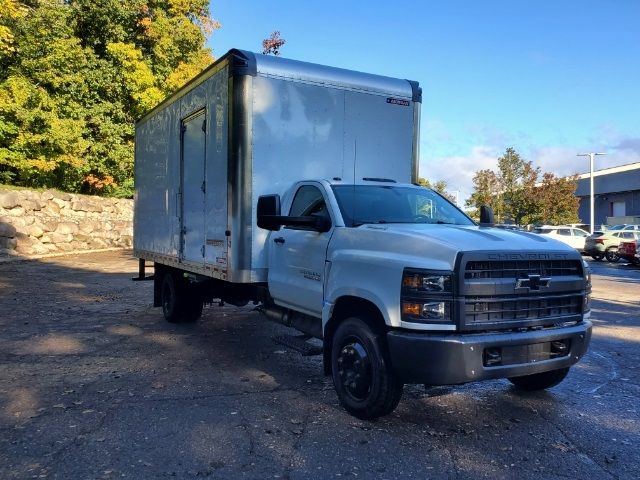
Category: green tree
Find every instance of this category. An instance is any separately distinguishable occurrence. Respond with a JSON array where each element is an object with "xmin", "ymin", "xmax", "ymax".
[
  {"xmin": 537, "ymin": 173, "xmax": 580, "ymax": 225},
  {"xmin": 465, "ymin": 169, "xmax": 503, "ymax": 221},
  {"xmin": 497, "ymin": 147, "xmax": 540, "ymax": 225},
  {"xmin": 0, "ymin": 0, "xmax": 217, "ymax": 196},
  {"xmin": 417, "ymin": 177, "xmax": 457, "ymax": 203},
  {"xmin": 466, "ymin": 147, "xmax": 579, "ymax": 225}
]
